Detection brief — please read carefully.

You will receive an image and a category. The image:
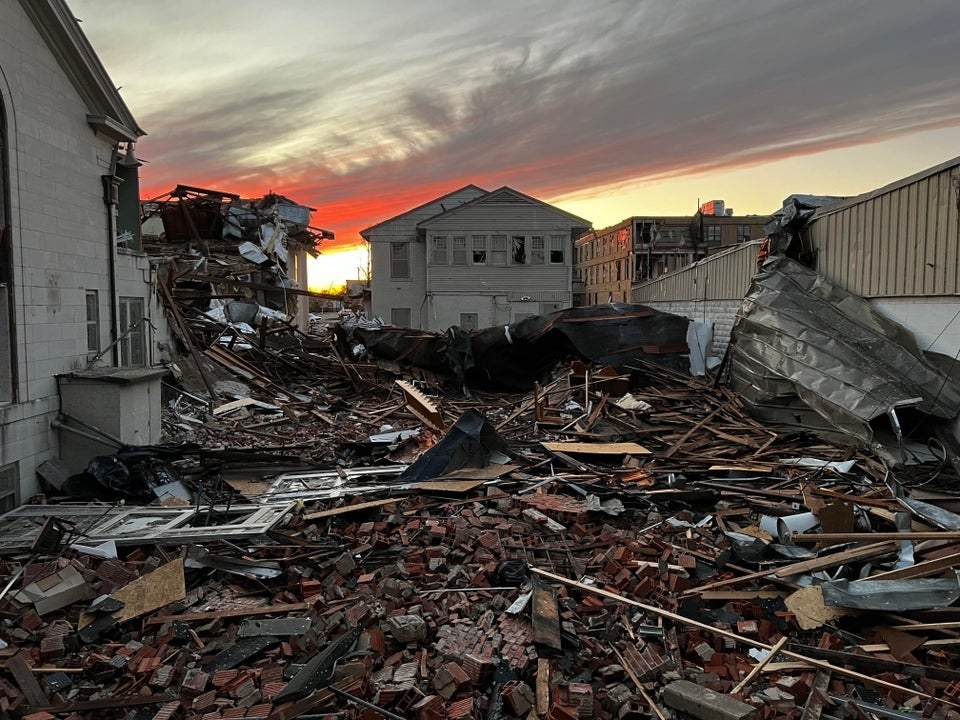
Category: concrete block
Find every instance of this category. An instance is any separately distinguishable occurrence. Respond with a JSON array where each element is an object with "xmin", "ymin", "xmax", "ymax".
[{"xmin": 662, "ymin": 680, "xmax": 758, "ymax": 720}]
